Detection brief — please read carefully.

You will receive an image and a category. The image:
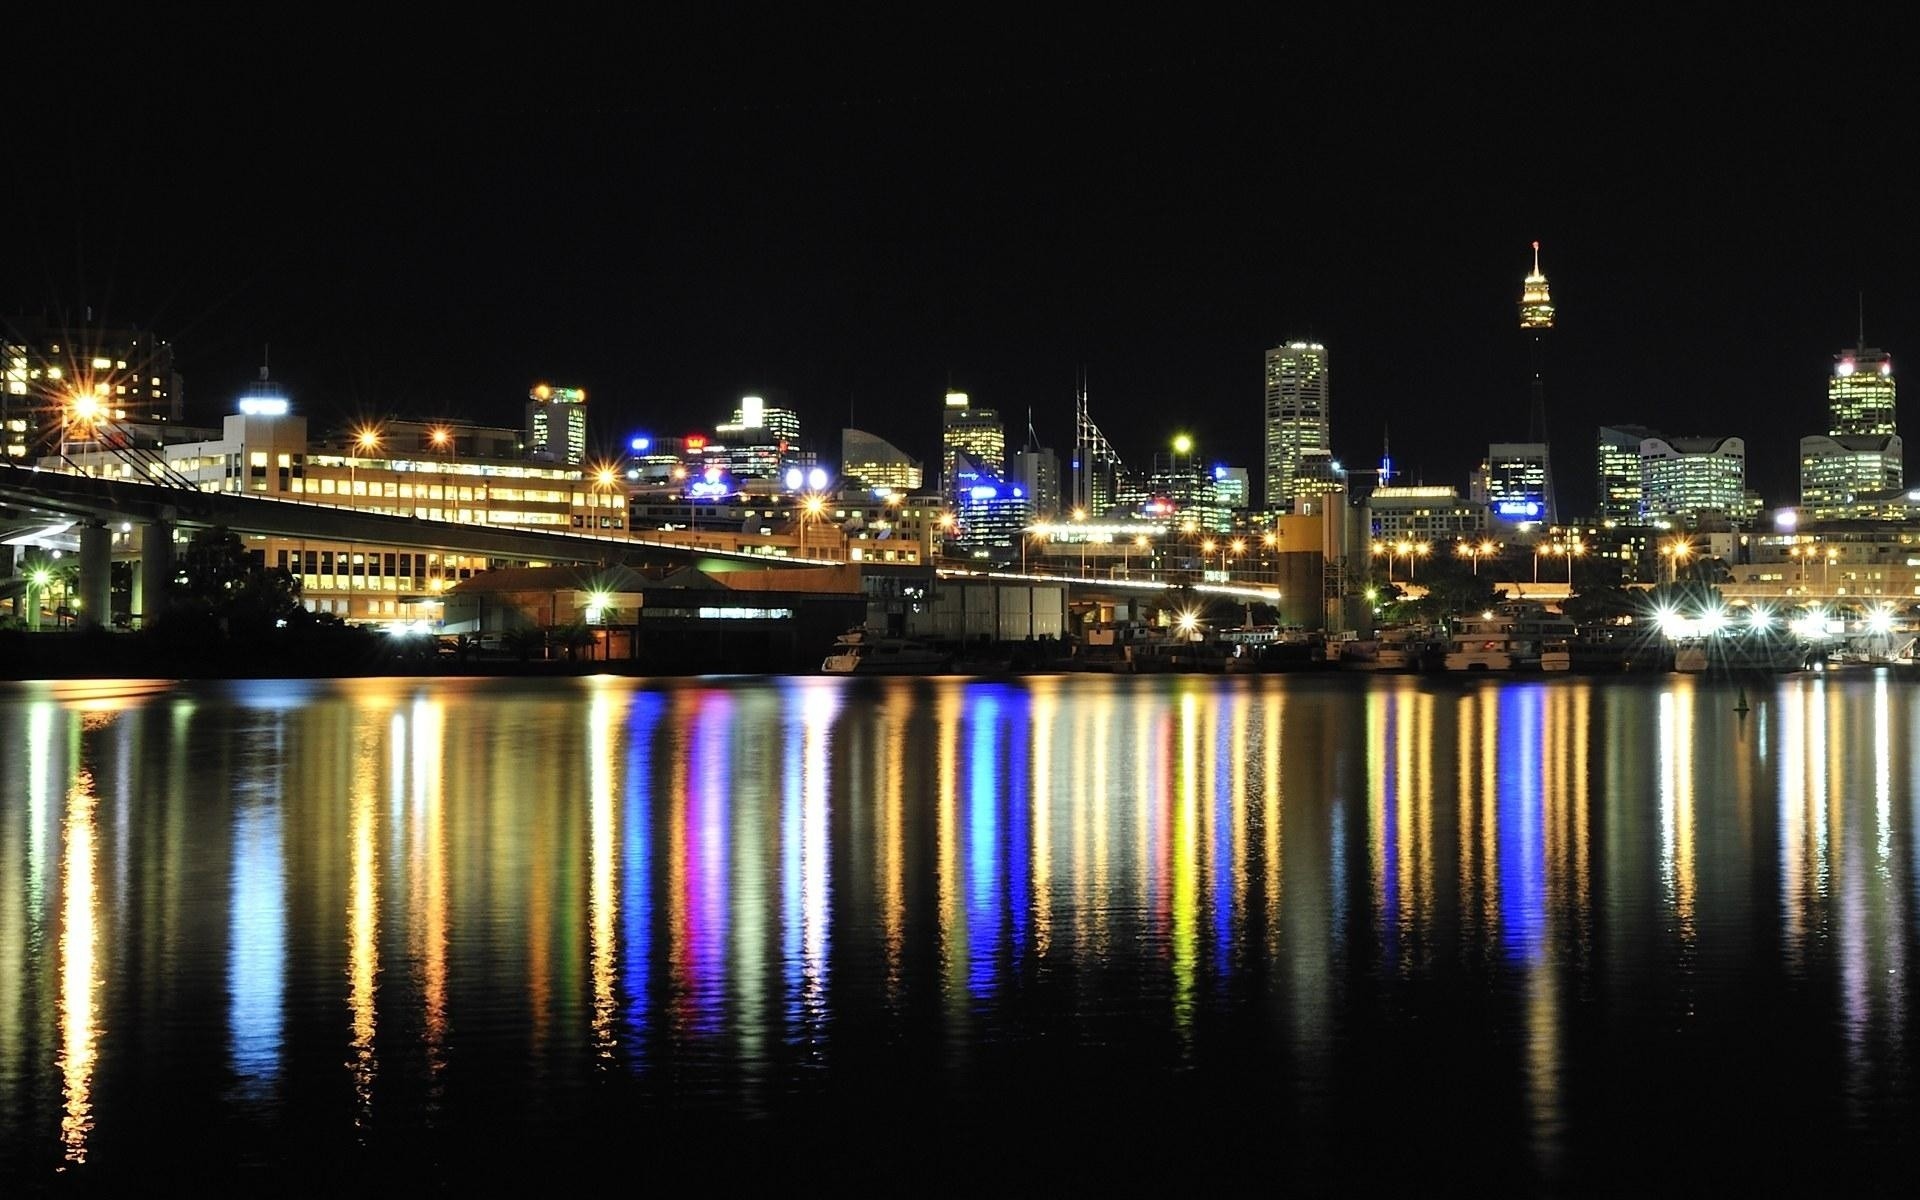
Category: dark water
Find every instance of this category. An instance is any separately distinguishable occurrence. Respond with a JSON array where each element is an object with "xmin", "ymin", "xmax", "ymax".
[{"xmin": 0, "ymin": 672, "xmax": 1915, "ymax": 1191}]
